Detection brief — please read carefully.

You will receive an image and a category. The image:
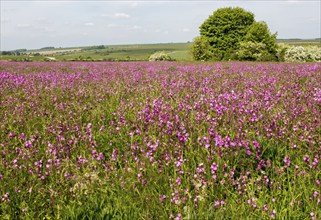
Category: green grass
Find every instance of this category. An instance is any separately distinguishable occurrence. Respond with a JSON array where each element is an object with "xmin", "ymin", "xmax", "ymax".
[
  {"xmin": 1, "ymin": 39, "xmax": 320, "ymax": 62},
  {"xmin": 277, "ymin": 38, "xmax": 321, "ymax": 47},
  {"xmin": 0, "ymin": 43, "xmax": 193, "ymax": 62}
]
